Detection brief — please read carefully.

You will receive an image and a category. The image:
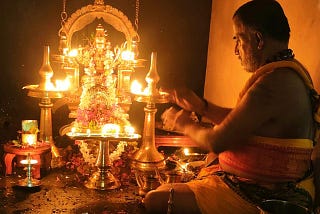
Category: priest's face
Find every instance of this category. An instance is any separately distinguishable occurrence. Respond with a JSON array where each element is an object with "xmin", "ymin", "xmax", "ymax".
[{"xmin": 232, "ymin": 17, "xmax": 263, "ymax": 73}]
